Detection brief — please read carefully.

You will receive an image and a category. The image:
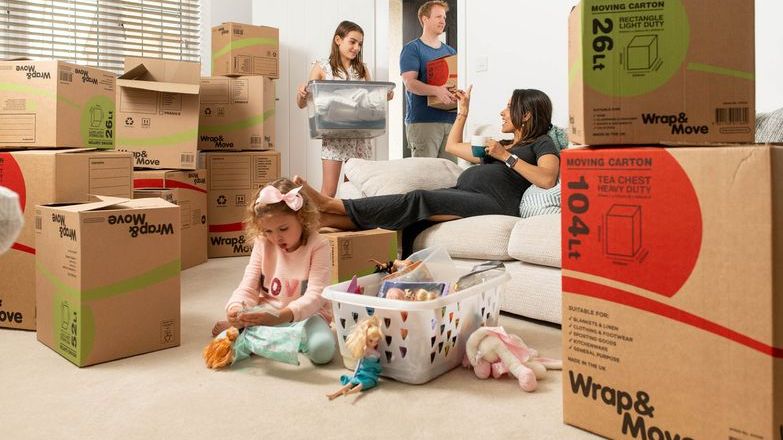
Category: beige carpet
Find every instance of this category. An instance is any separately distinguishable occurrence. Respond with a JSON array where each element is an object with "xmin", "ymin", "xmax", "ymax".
[{"xmin": 0, "ymin": 257, "xmax": 600, "ymax": 440}]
